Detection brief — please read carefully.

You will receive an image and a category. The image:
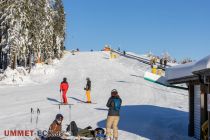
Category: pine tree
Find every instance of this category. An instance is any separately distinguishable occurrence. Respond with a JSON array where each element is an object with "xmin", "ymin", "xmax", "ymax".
[{"xmin": 0, "ymin": 0, "xmax": 66, "ymax": 71}]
